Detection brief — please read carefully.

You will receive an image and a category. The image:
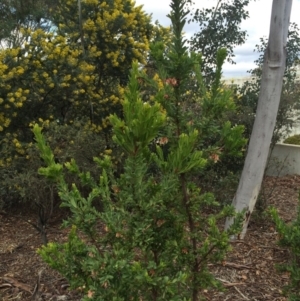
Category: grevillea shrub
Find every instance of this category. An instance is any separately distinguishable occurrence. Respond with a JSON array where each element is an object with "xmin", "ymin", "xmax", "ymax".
[{"xmin": 33, "ymin": 1, "xmax": 246, "ymax": 300}]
